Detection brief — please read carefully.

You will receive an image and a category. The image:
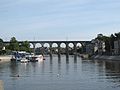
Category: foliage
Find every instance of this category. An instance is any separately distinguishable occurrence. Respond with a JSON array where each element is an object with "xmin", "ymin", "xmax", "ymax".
[
  {"xmin": 19, "ymin": 41, "xmax": 30, "ymax": 52},
  {"xmin": 110, "ymin": 34, "xmax": 115, "ymax": 49},
  {"xmin": 0, "ymin": 38, "xmax": 5, "ymax": 55},
  {"xmin": 96, "ymin": 34, "xmax": 109, "ymax": 42},
  {"xmin": 0, "ymin": 38, "xmax": 3, "ymax": 50},
  {"xmin": 9, "ymin": 37, "xmax": 19, "ymax": 51},
  {"xmin": 114, "ymin": 32, "xmax": 120, "ymax": 40}
]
